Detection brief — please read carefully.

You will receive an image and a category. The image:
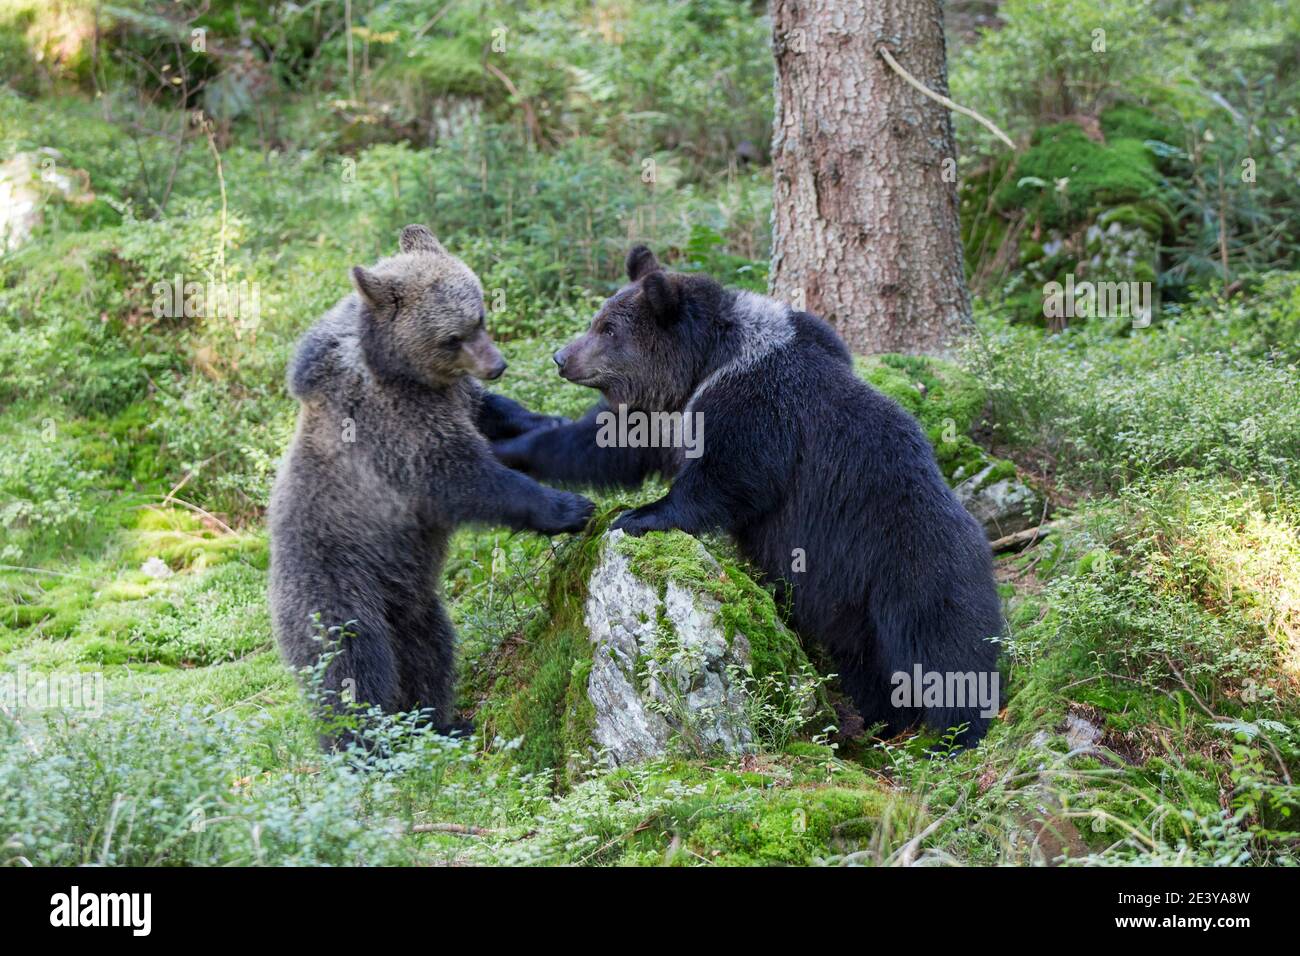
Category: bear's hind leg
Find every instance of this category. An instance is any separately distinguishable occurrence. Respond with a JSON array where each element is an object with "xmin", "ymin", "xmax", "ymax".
[
  {"xmin": 869, "ymin": 599, "xmax": 999, "ymax": 749},
  {"xmin": 279, "ymin": 598, "xmax": 402, "ymax": 752},
  {"xmin": 389, "ymin": 597, "xmax": 461, "ymax": 736},
  {"xmin": 830, "ymin": 642, "xmax": 922, "ymax": 741}
]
